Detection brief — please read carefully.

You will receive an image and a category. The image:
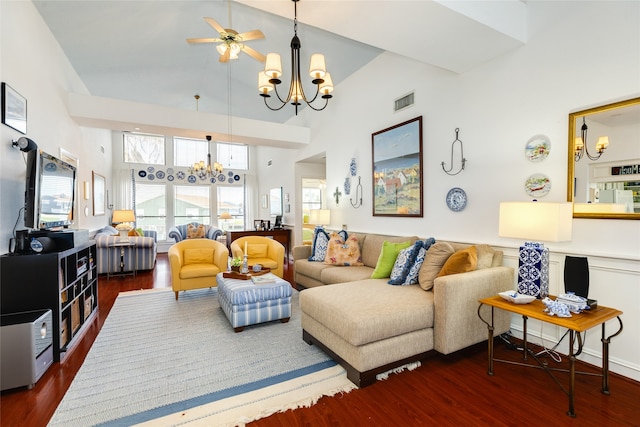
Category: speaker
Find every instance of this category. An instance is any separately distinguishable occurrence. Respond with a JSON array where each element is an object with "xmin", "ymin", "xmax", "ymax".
[{"xmin": 564, "ymin": 256, "xmax": 589, "ymax": 298}]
